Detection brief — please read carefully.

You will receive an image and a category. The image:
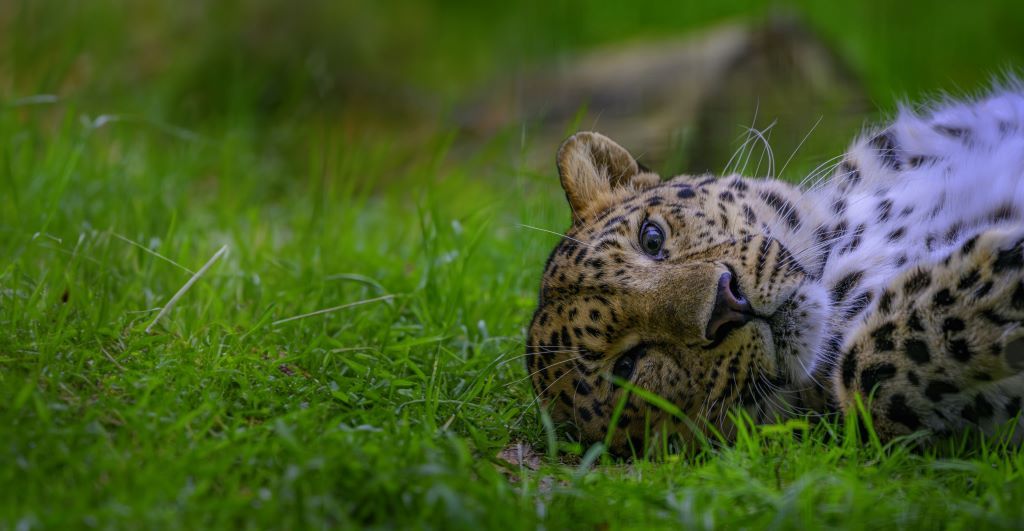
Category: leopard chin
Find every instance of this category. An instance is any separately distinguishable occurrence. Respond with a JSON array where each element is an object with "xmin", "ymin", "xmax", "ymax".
[{"xmin": 766, "ymin": 282, "xmax": 830, "ymax": 386}]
